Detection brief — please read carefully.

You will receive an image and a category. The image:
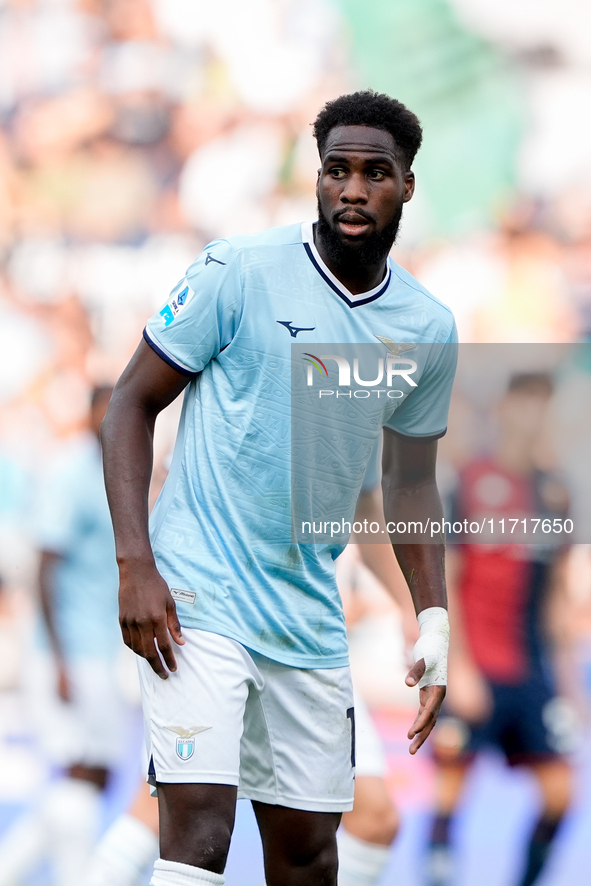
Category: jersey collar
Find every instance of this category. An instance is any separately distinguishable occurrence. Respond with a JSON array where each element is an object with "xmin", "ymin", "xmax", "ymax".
[{"xmin": 301, "ymin": 221, "xmax": 391, "ymax": 308}]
